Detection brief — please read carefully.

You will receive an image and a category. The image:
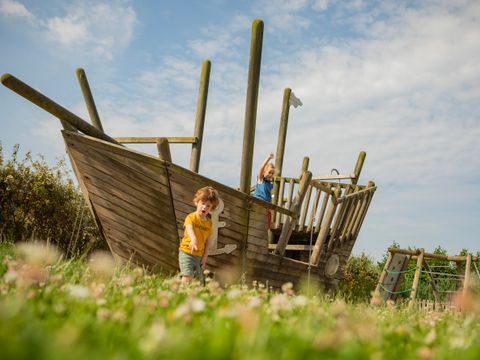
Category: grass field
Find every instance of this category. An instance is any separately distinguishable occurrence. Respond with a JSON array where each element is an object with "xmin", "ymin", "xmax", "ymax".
[{"xmin": 1, "ymin": 241, "xmax": 480, "ymax": 360}]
